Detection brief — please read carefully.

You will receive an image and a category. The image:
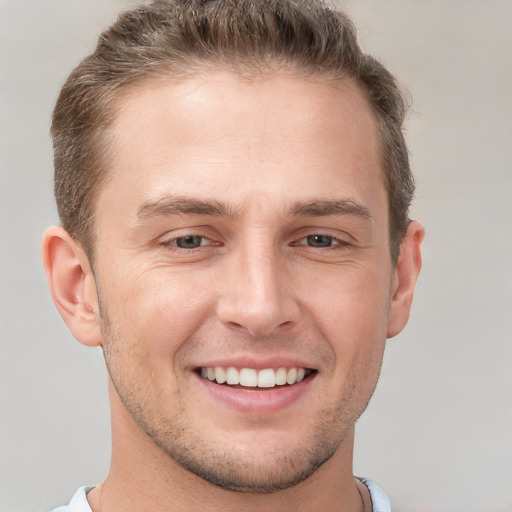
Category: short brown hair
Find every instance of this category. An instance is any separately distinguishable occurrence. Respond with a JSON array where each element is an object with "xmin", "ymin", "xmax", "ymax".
[{"xmin": 51, "ymin": 0, "xmax": 414, "ymax": 263}]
